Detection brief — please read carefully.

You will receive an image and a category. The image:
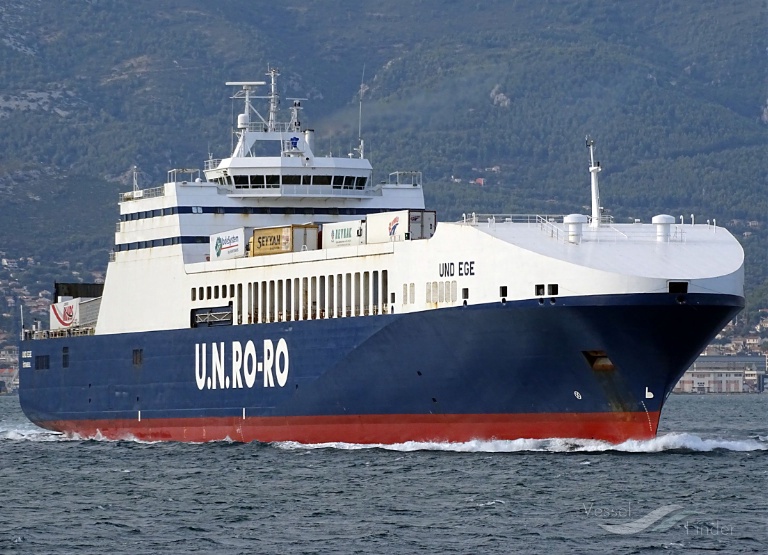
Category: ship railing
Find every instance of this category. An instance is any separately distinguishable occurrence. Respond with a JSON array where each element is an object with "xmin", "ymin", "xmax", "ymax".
[
  {"xmin": 464, "ymin": 213, "xmax": 687, "ymax": 243},
  {"xmin": 119, "ymin": 185, "xmax": 165, "ymax": 202},
  {"xmin": 24, "ymin": 326, "xmax": 96, "ymax": 340},
  {"xmin": 205, "ymin": 159, "xmax": 223, "ymax": 170},
  {"xmin": 460, "ymin": 213, "xmax": 563, "ymax": 225},
  {"xmin": 195, "ymin": 310, "xmax": 233, "ymax": 326}
]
